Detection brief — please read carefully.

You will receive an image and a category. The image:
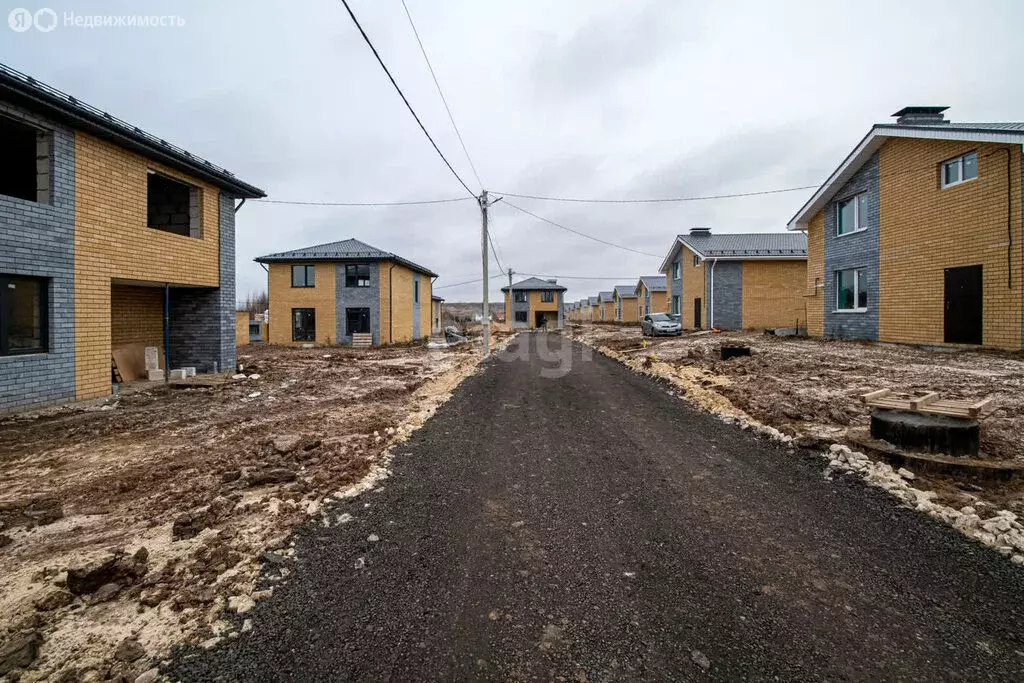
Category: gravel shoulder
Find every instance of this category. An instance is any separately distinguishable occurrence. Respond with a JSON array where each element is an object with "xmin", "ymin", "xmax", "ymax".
[{"xmin": 168, "ymin": 332, "xmax": 1024, "ymax": 682}]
